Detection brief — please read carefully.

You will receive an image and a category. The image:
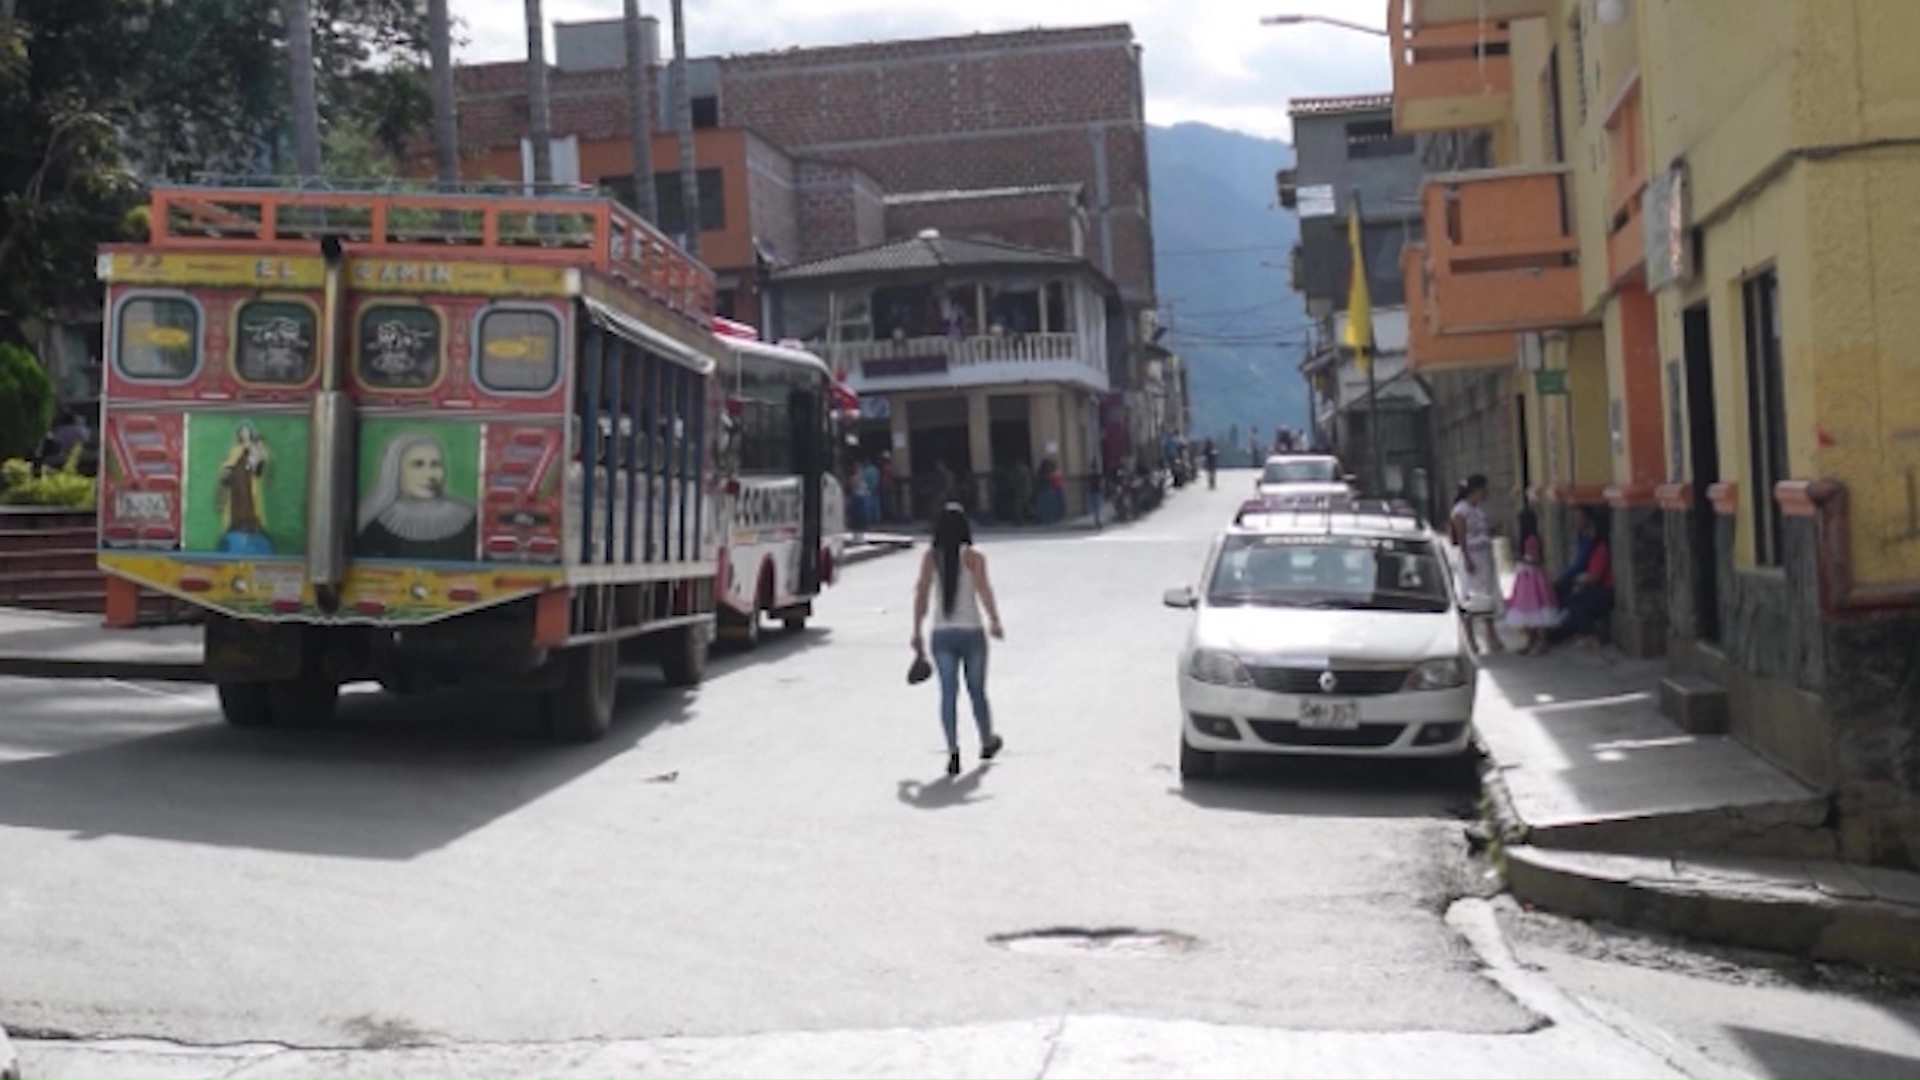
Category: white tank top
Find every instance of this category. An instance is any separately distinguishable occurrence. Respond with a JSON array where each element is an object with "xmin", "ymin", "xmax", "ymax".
[{"xmin": 931, "ymin": 554, "xmax": 984, "ymax": 630}]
